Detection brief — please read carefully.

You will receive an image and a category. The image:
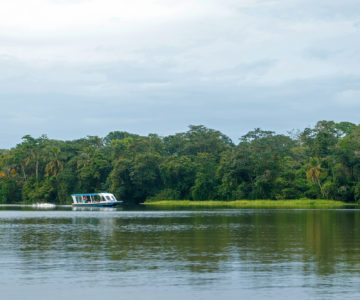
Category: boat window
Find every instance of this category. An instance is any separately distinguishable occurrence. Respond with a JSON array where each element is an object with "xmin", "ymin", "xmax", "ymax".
[
  {"xmin": 106, "ymin": 196, "xmax": 111, "ymax": 201},
  {"xmin": 111, "ymin": 195, "xmax": 116, "ymax": 201}
]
